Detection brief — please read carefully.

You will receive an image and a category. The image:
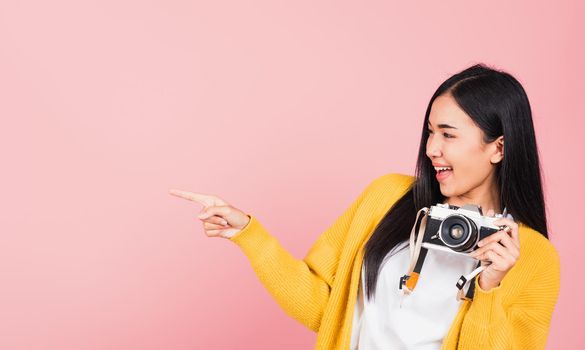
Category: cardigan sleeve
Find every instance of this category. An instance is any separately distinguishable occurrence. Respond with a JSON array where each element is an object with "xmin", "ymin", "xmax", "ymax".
[
  {"xmin": 227, "ymin": 177, "xmax": 379, "ymax": 332},
  {"xmin": 456, "ymin": 241, "xmax": 561, "ymax": 349}
]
